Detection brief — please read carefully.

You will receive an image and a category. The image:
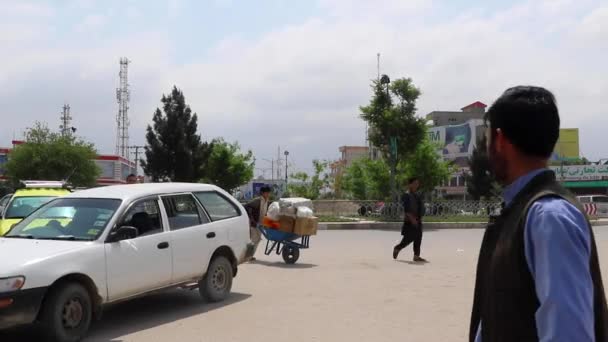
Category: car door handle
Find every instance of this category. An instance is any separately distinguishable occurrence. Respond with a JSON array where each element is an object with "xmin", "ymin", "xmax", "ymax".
[
  {"xmin": 157, "ymin": 242, "xmax": 169, "ymax": 249},
  {"xmin": 206, "ymin": 232, "xmax": 216, "ymax": 239}
]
